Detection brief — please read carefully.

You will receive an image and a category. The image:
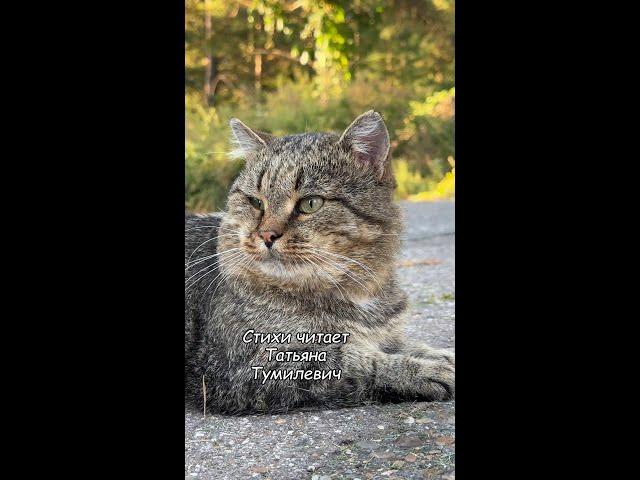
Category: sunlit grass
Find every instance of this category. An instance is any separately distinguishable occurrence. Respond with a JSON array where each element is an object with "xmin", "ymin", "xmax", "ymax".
[
  {"xmin": 185, "ymin": 86, "xmax": 455, "ymax": 212},
  {"xmin": 395, "ymin": 157, "xmax": 455, "ymax": 202},
  {"xmin": 407, "ymin": 168, "xmax": 455, "ymax": 202}
]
